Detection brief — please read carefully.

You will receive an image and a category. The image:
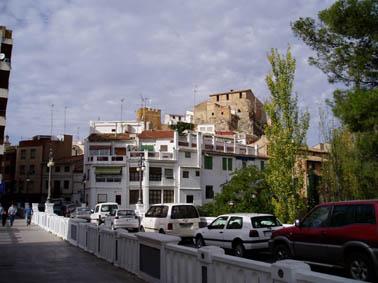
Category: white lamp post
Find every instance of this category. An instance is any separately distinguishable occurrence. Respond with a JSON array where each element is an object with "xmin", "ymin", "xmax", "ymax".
[{"xmin": 46, "ymin": 148, "xmax": 54, "ymax": 203}]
